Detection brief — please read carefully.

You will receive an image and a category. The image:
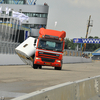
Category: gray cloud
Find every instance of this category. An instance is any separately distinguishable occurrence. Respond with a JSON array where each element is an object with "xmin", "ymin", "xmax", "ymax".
[
  {"xmin": 37, "ymin": 0, "xmax": 100, "ymax": 39},
  {"xmin": 66, "ymin": 0, "xmax": 100, "ymax": 8}
]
